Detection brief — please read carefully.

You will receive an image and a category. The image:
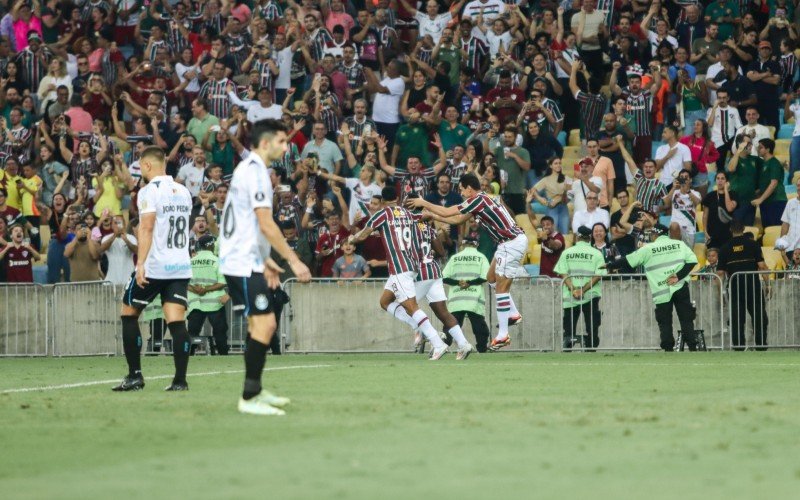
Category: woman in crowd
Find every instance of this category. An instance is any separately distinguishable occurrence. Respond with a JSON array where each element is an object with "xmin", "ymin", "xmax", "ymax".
[
  {"xmin": 591, "ymin": 223, "xmax": 618, "ymax": 266},
  {"xmin": 38, "ymin": 58, "xmax": 71, "ymax": 114},
  {"xmin": 679, "ymin": 119, "xmax": 719, "ymax": 197},
  {"xmin": 530, "ymin": 157, "xmax": 570, "ymax": 234}
]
